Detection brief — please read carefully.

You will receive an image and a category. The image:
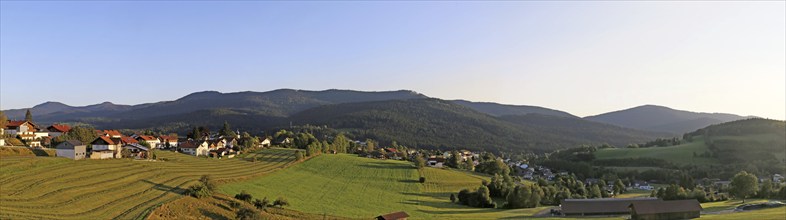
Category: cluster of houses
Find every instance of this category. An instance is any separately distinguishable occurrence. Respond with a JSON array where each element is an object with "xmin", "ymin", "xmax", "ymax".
[
  {"xmin": 424, "ymin": 150, "xmax": 478, "ymax": 168},
  {"xmin": 1, "ymin": 120, "xmax": 274, "ymax": 160},
  {"xmin": 1, "ymin": 120, "xmax": 72, "ymax": 147}
]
